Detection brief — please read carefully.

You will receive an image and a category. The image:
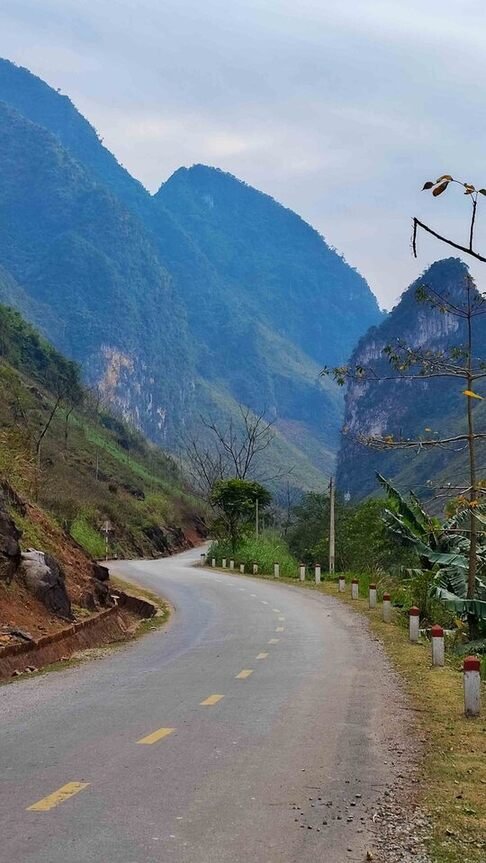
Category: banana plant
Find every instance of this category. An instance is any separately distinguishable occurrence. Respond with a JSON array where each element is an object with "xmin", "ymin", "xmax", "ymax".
[{"xmin": 377, "ymin": 473, "xmax": 486, "ymax": 625}]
